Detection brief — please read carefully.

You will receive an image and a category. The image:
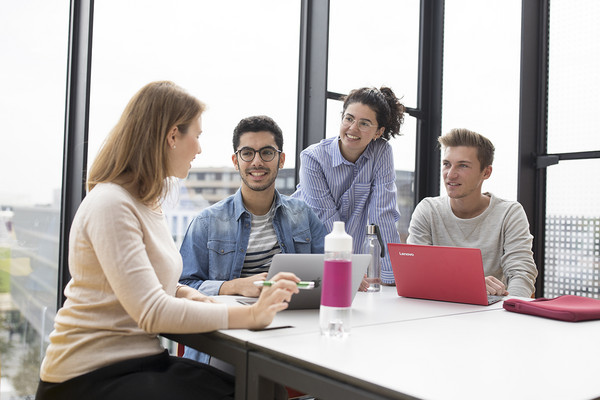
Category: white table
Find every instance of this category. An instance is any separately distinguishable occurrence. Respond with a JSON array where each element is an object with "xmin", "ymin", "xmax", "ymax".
[
  {"xmin": 216, "ymin": 286, "xmax": 504, "ymax": 341},
  {"xmin": 165, "ymin": 287, "xmax": 525, "ymax": 400},
  {"xmin": 247, "ymin": 306, "xmax": 600, "ymax": 400}
]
